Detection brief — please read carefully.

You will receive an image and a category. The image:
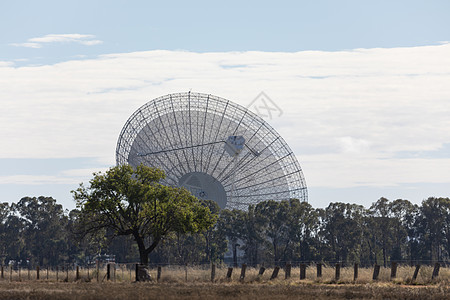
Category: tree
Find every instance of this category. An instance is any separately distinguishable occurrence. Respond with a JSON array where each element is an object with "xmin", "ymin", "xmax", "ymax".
[
  {"xmin": 14, "ymin": 196, "xmax": 69, "ymax": 266},
  {"xmin": 73, "ymin": 164, "xmax": 216, "ymax": 264},
  {"xmin": 255, "ymin": 200, "xmax": 291, "ymax": 265},
  {"xmin": 369, "ymin": 197, "xmax": 394, "ymax": 267},
  {"xmin": 320, "ymin": 202, "xmax": 366, "ymax": 264},
  {"xmin": 218, "ymin": 209, "xmax": 245, "ymax": 267},
  {"xmin": 416, "ymin": 197, "xmax": 450, "ymax": 262}
]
